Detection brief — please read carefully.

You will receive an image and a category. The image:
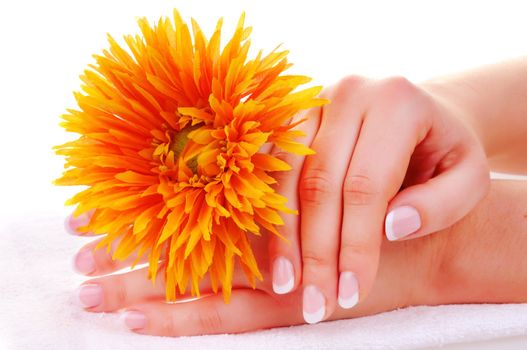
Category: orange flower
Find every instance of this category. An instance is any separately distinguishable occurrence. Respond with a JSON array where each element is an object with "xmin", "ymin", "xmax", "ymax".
[{"xmin": 55, "ymin": 9, "xmax": 326, "ymax": 302}]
